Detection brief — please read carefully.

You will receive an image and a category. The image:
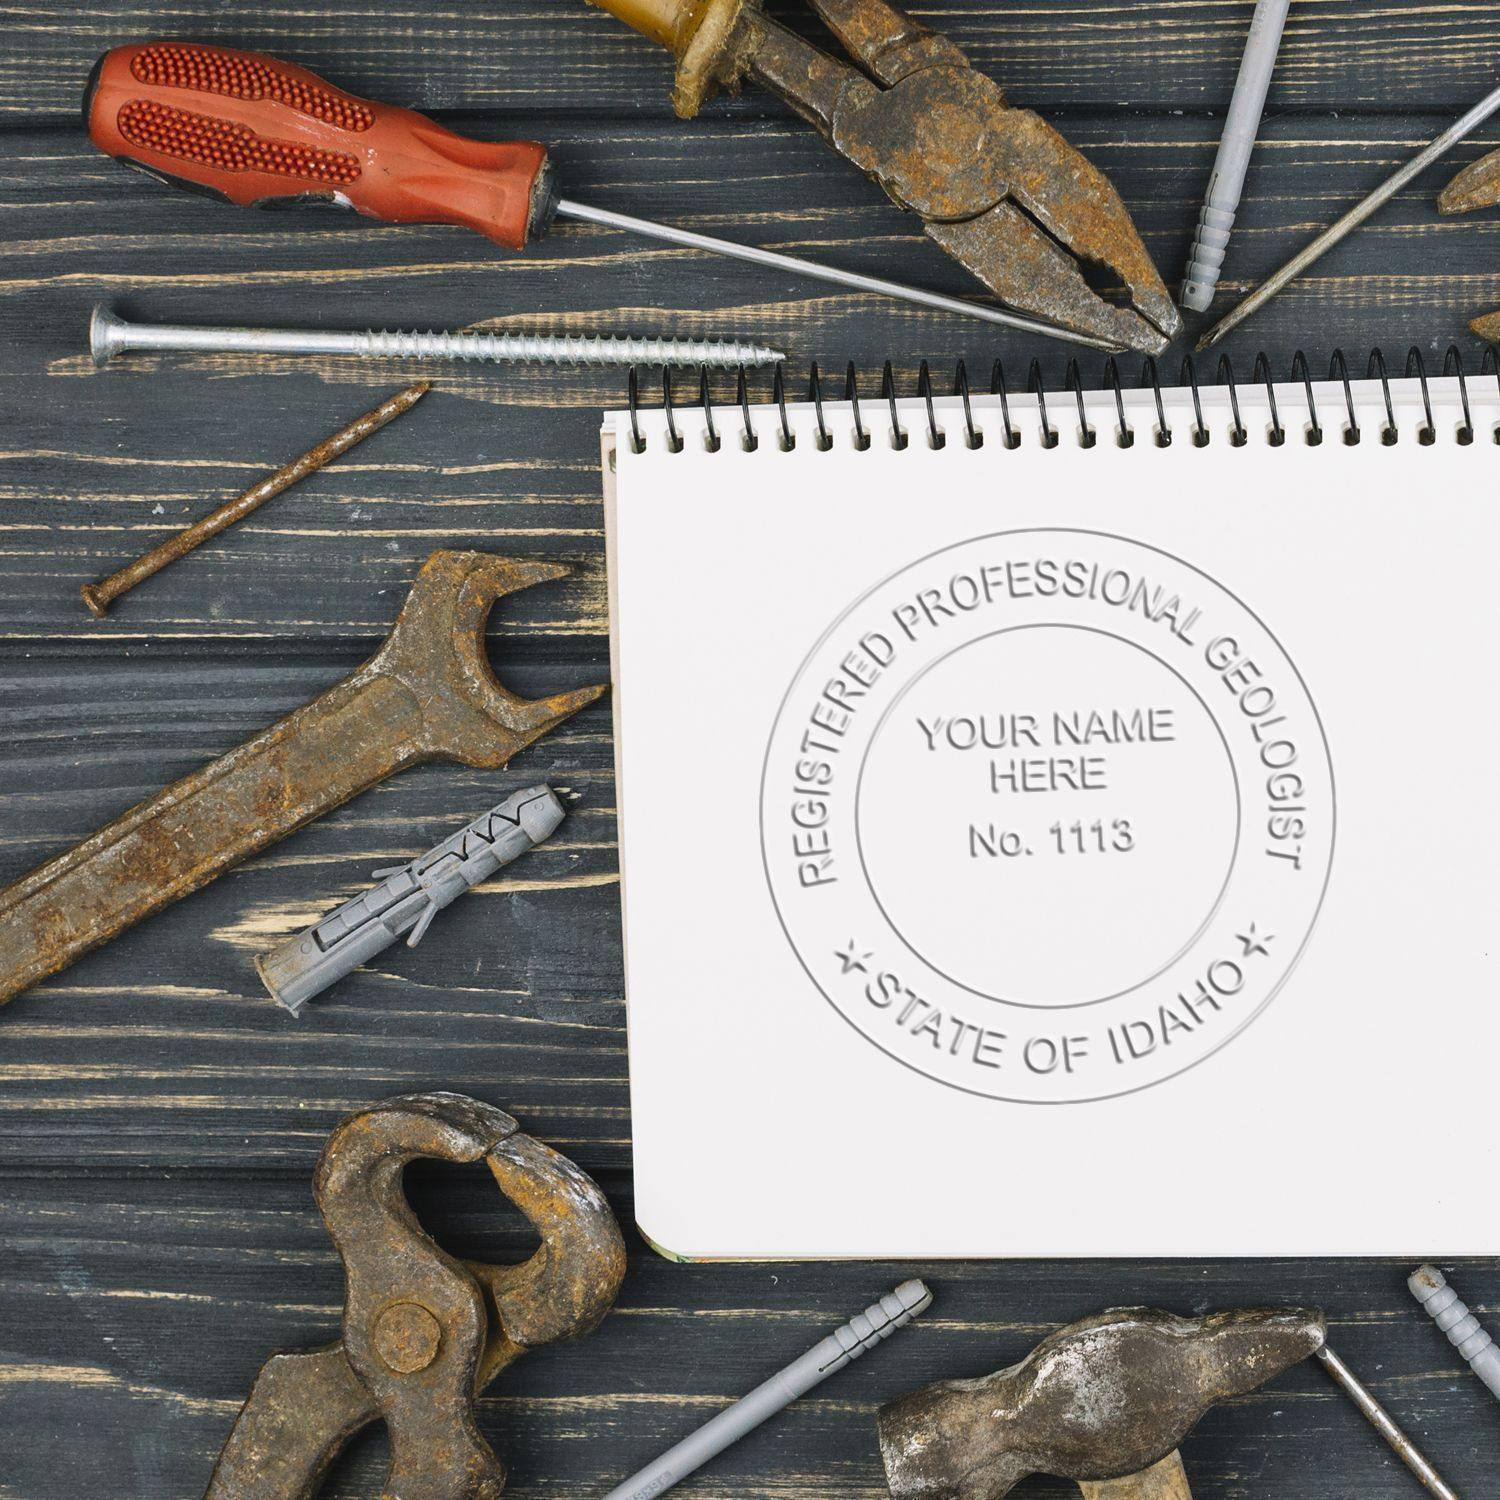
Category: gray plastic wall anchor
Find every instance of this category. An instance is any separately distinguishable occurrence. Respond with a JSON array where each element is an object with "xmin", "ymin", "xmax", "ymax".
[
  {"xmin": 1180, "ymin": 0, "xmax": 1292, "ymax": 312},
  {"xmin": 257, "ymin": 785, "xmax": 566, "ymax": 1016},
  {"xmin": 600, "ymin": 1281, "xmax": 932, "ymax": 1500},
  {"xmin": 1409, "ymin": 1264, "xmax": 1500, "ymax": 1403}
]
